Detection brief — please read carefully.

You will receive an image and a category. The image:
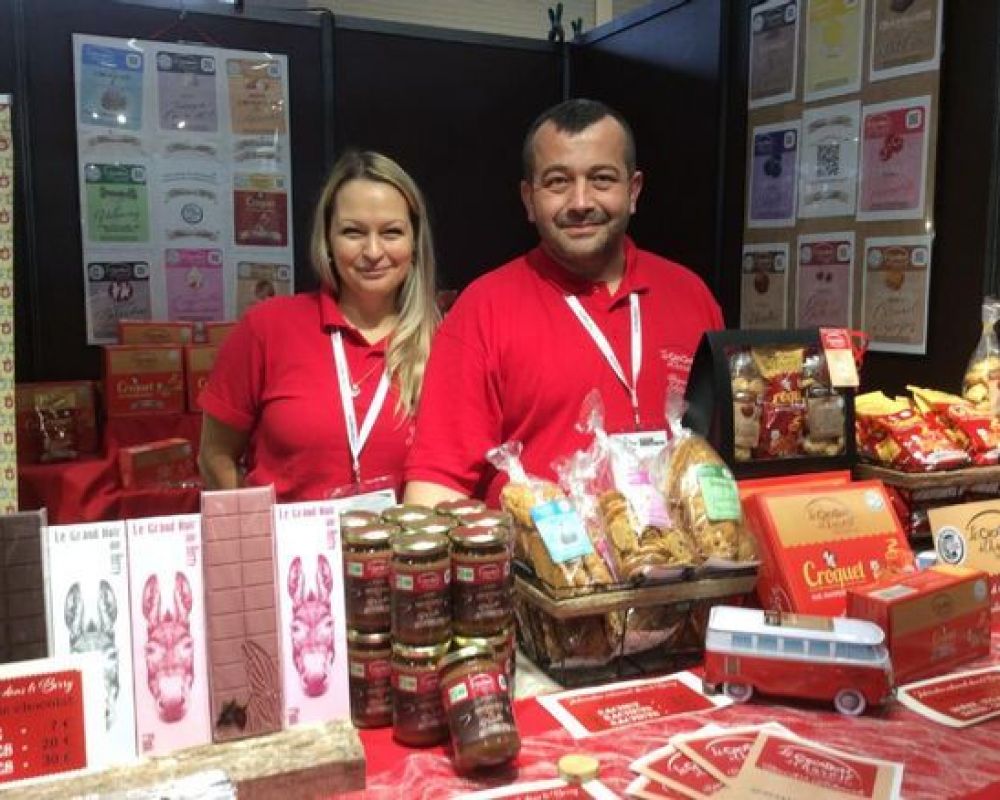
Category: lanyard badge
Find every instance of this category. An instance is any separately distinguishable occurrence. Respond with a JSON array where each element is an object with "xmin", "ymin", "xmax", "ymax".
[{"xmin": 331, "ymin": 331, "xmax": 390, "ymax": 484}]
